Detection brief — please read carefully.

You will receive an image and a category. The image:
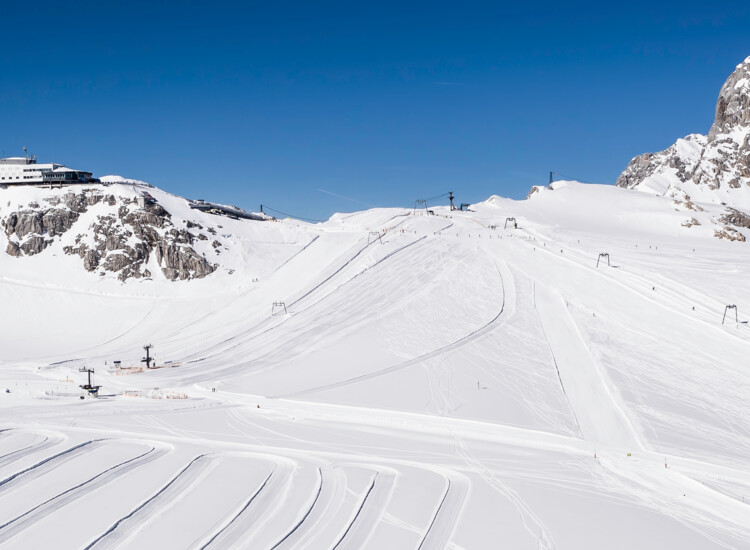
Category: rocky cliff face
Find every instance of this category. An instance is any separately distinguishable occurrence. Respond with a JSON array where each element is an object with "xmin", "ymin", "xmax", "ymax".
[
  {"xmin": 618, "ymin": 56, "xmax": 750, "ymax": 200},
  {"xmin": 2, "ymin": 186, "xmax": 219, "ymax": 281}
]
